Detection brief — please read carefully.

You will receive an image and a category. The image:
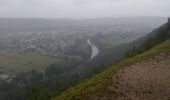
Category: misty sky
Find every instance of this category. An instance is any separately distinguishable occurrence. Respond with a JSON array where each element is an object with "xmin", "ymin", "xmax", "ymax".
[{"xmin": 0, "ymin": 0, "xmax": 169, "ymax": 19}]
